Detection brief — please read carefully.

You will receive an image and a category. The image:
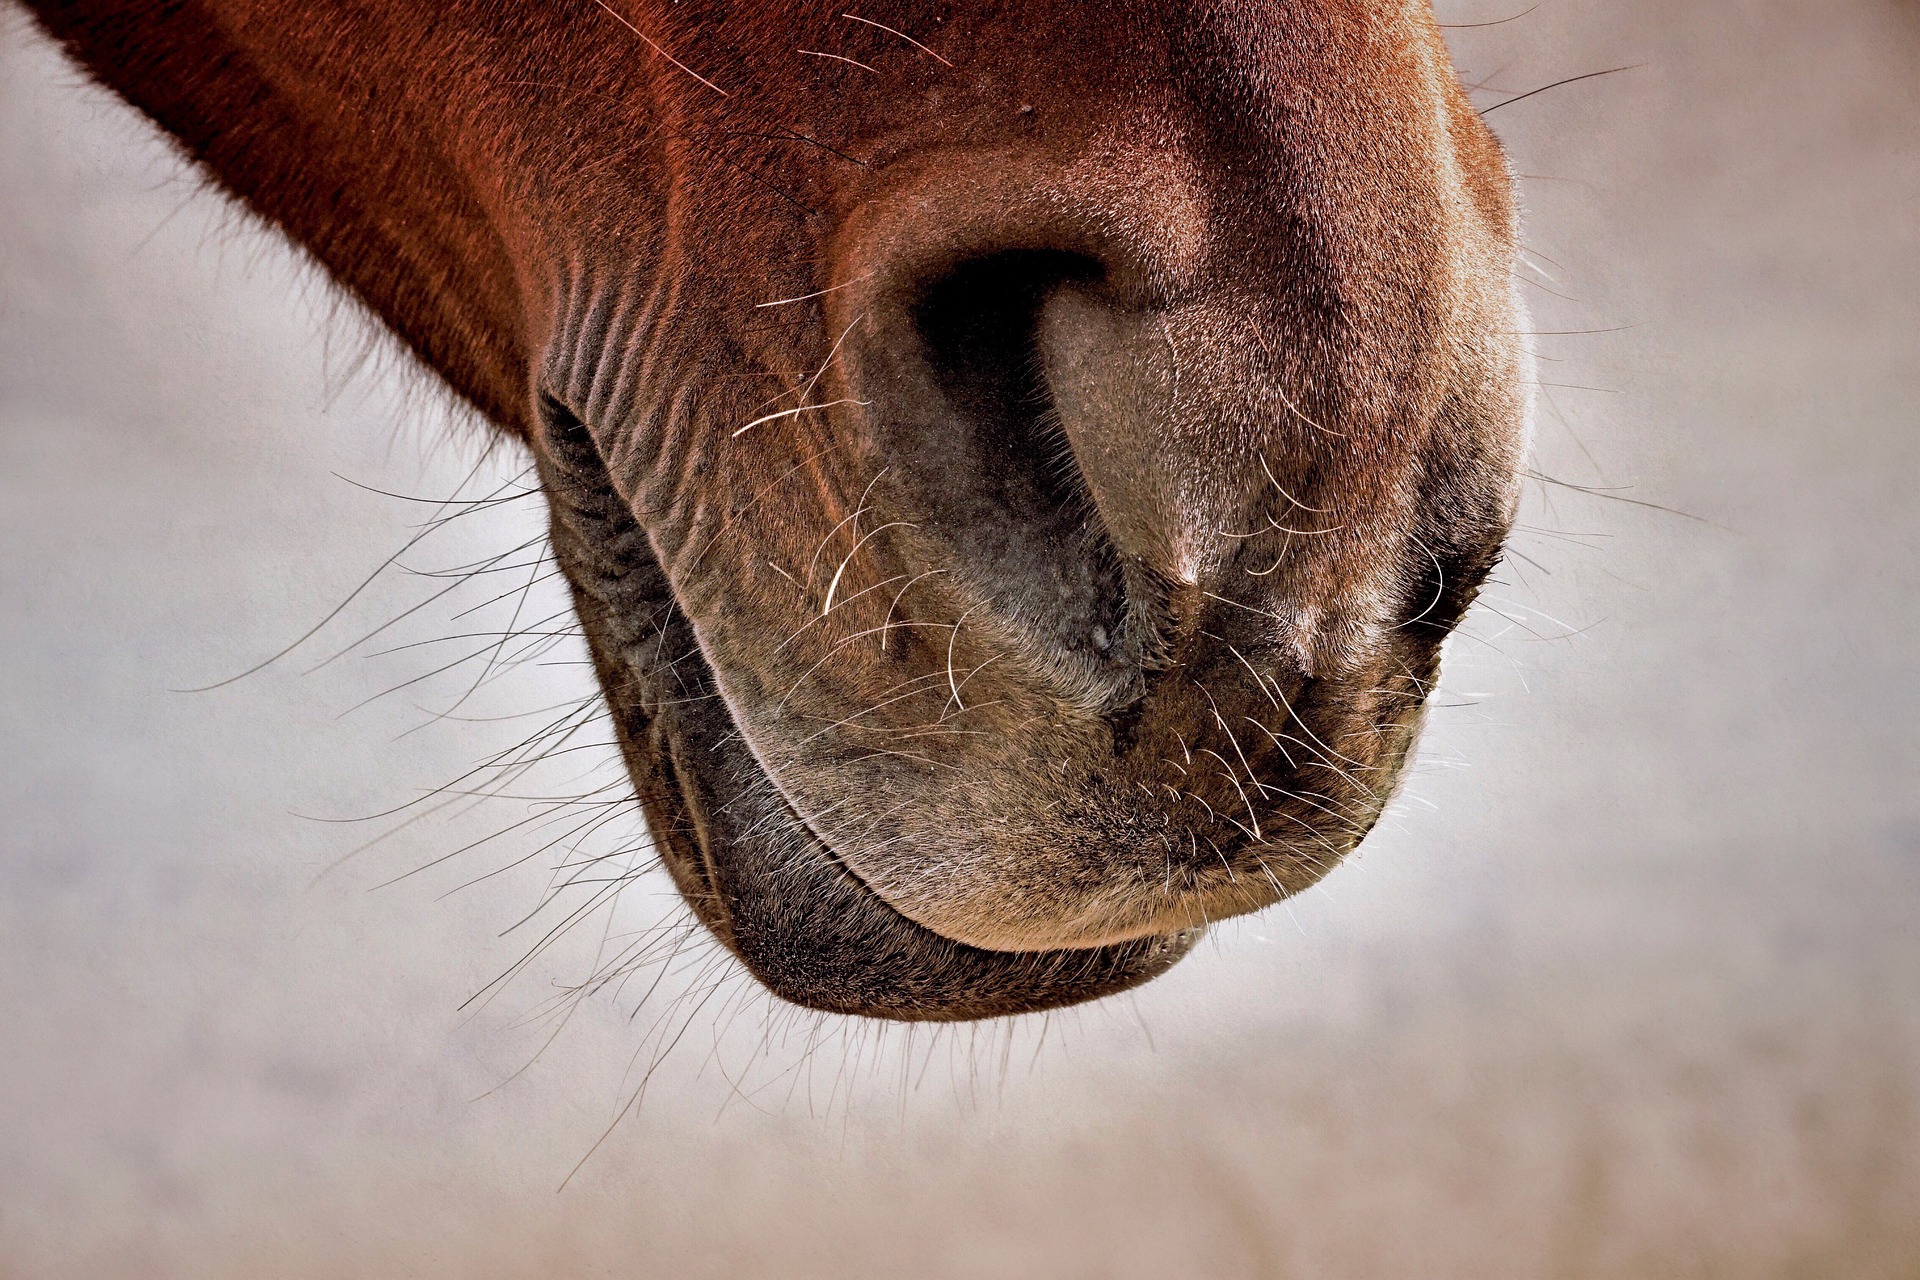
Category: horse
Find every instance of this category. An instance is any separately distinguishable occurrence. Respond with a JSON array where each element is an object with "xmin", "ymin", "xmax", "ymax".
[{"xmin": 20, "ymin": 0, "xmax": 1531, "ymax": 1021}]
